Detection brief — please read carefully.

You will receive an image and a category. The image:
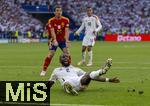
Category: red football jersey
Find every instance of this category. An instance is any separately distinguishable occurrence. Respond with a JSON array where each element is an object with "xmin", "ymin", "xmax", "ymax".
[
  {"xmin": 48, "ymin": 16, "xmax": 69, "ymax": 41},
  {"xmin": 45, "ymin": 23, "xmax": 51, "ymax": 38}
]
